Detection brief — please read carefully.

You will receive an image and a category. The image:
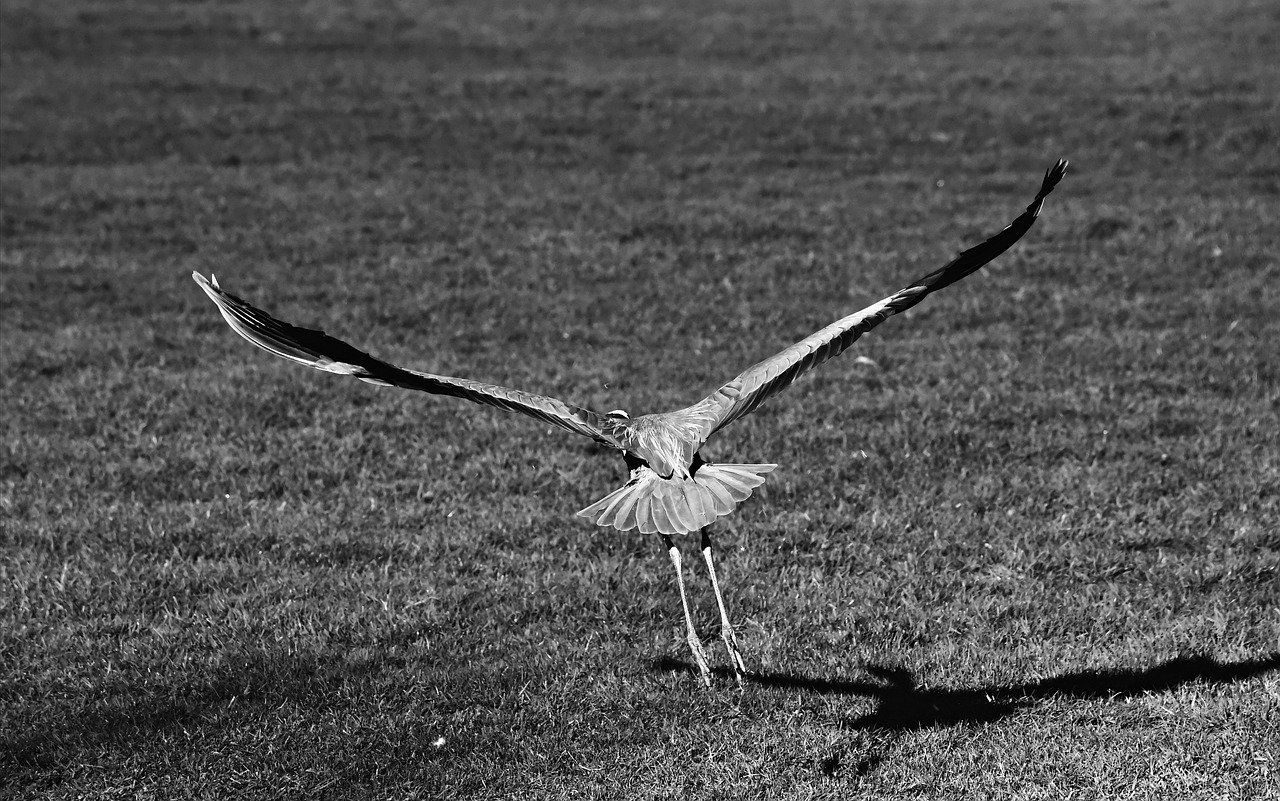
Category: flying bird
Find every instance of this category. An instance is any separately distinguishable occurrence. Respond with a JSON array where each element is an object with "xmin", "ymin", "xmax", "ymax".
[{"xmin": 193, "ymin": 159, "xmax": 1067, "ymax": 686}]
